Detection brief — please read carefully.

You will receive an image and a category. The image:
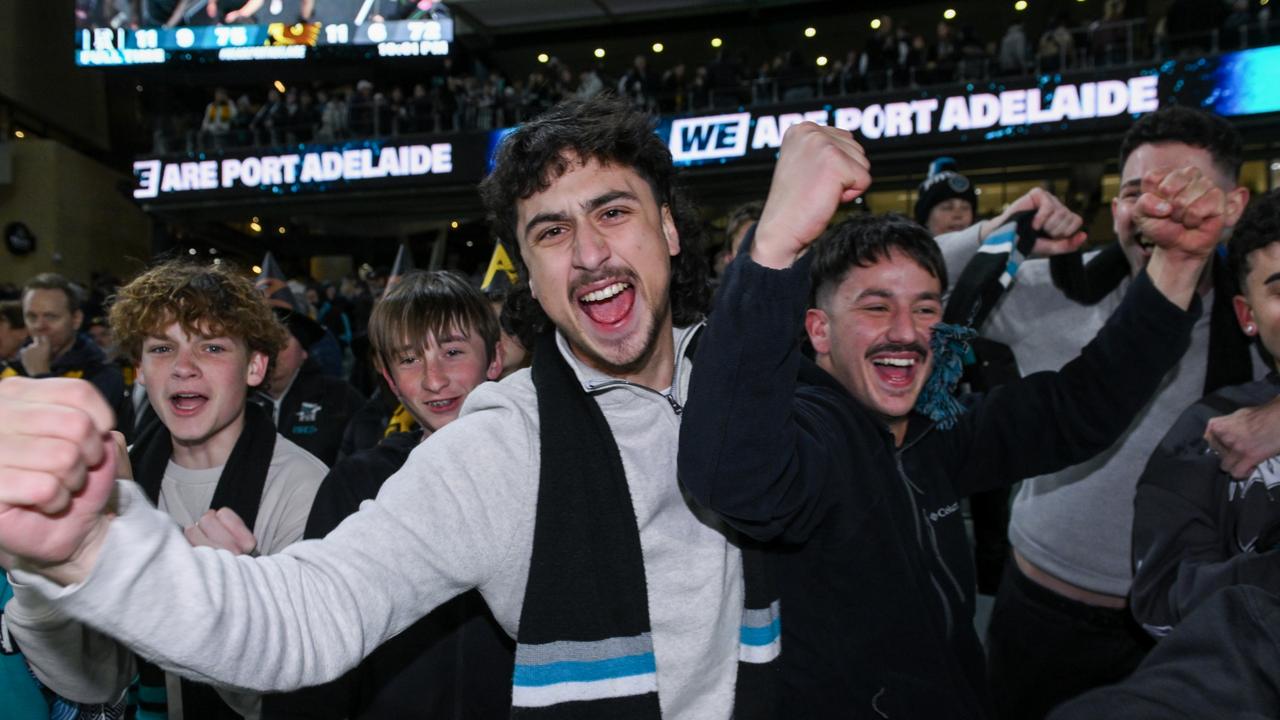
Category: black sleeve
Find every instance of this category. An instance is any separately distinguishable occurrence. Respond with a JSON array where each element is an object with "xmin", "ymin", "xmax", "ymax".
[
  {"xmin": 948, "ymin": 268, "xmax": 1200, "ymax": 497},
  {"xmin": 1130, "ymin": 399, "xmax": 1280, "ymax": 635},
  {"xmin": 263, "ymin": 460, "xmax": 377, "ymax": 719},
  {"xmin": 1047, "ymin": 585, "xmax": 1280, "ymax": 720},
  {"xmin": 679, "ymin": 232, "xmax": 848, "ymax": 544}
]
